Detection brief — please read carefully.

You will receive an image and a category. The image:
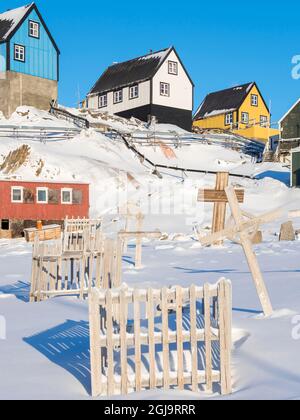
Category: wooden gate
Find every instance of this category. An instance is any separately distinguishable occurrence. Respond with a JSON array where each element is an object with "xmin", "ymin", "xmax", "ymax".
[{"xmin": 89, "ymin": 279, "xmax": 232, "ymax": 397}]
